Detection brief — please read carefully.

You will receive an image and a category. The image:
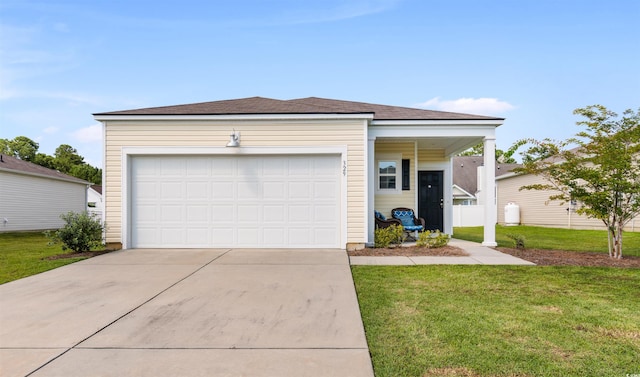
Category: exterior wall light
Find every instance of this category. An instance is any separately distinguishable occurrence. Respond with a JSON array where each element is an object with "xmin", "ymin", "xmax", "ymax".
[{"xmin": 226, "ymin": 129, "xmax": 240, "ymax": 147}]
